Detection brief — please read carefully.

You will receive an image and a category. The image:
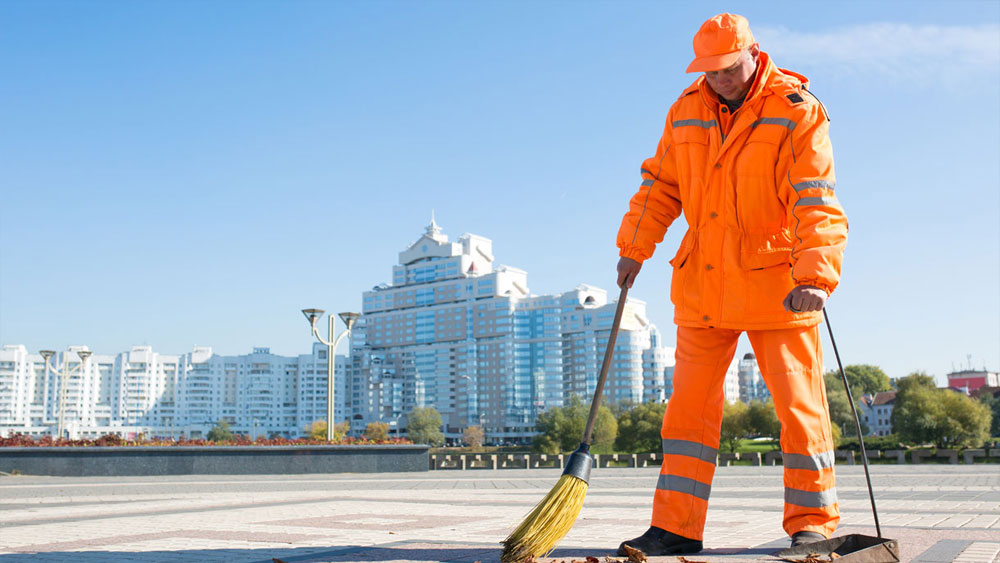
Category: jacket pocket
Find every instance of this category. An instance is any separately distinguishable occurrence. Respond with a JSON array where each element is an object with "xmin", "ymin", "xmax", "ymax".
[
  {"xmin": 740, "ymin": 230, "xmax": 793, "ymax": 270},
  {"xmin": 669, "ymin": 231, "xmax": 698, "ymax": 310},
  {"xmin": 669, "ymin": 231, "xmax": 698, "ymax": 269}
]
